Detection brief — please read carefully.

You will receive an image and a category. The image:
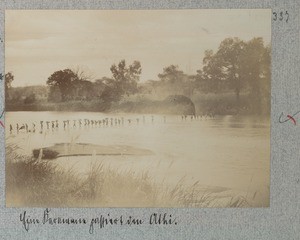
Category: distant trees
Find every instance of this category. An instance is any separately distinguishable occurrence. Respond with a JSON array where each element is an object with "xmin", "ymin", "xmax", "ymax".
[
  {"xmin": 24, "ymin": 93, "xmax": 36, "ymax": 104},
  {"xmin": 5, "ymin": 72, "xmax": 14, "ymax": 100},
  {"xmin": 242, "ymin": 38, "xmax": 270, "ymax": 114},
  {"xmin": 215, "ymin": 38, "xmax": 246, "ymax": 103},
  {"xmin": 144, "ymin": 37, "xmax": 270, "ymax": 115},
  {"xmin": 195, "ymin": 49, "xmax": 227, "ymax": 93},
  {"xmin": 157, "ymin": 65, "xmax": 195, "ymax": 97},
  {"xmin": 101, "ymin": 60, "xmax": 142, "ymax": 102},
  {"xmin": 4, "ymin": 72, "xmax": 15, "ymax": 98},
  {"xmin": 110, "ymin": 60, "xmax": 142, "ymax": 96},
  {"xmin": 47, "ymin": 68, "xmax": 99, "ymax": 102},
  {"xmin": 196, "ymin": 37, "xmax": 270, "ymax": 114},
  {"xmin": 158, "ymin": 65, "xmax": 185, "ymax": 84},
  {"xmin": 196, "ymin": 38, "xmax": 247, "ymax": 100},
  {"xmin": 48, "ymin": 86, "xmax": 62, "ymax": 102},
  {"xmin": 5, "ymin": 72, "xmax": 14, "ymax": 88},
  {"xmin": 7, "ymin": 86, "xmax": 48, "ymax": 106},
  {"xmin": 100, "ymin": 77, "xmax": 123, "ymax": 103},
  {"xmin": 46, "ymin": 60, "xmax": 142, "ymax": 103},
  {"xmin": 71, "ymin": 79, "xmax": 95, "ymax": 101},
  {"xmin": 6, "ymin": 36, "xmax": 269, "ymax": 115},
  {"xmin": 47, "ymin": 69, "xmax": 79, "ymax": 102}
]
